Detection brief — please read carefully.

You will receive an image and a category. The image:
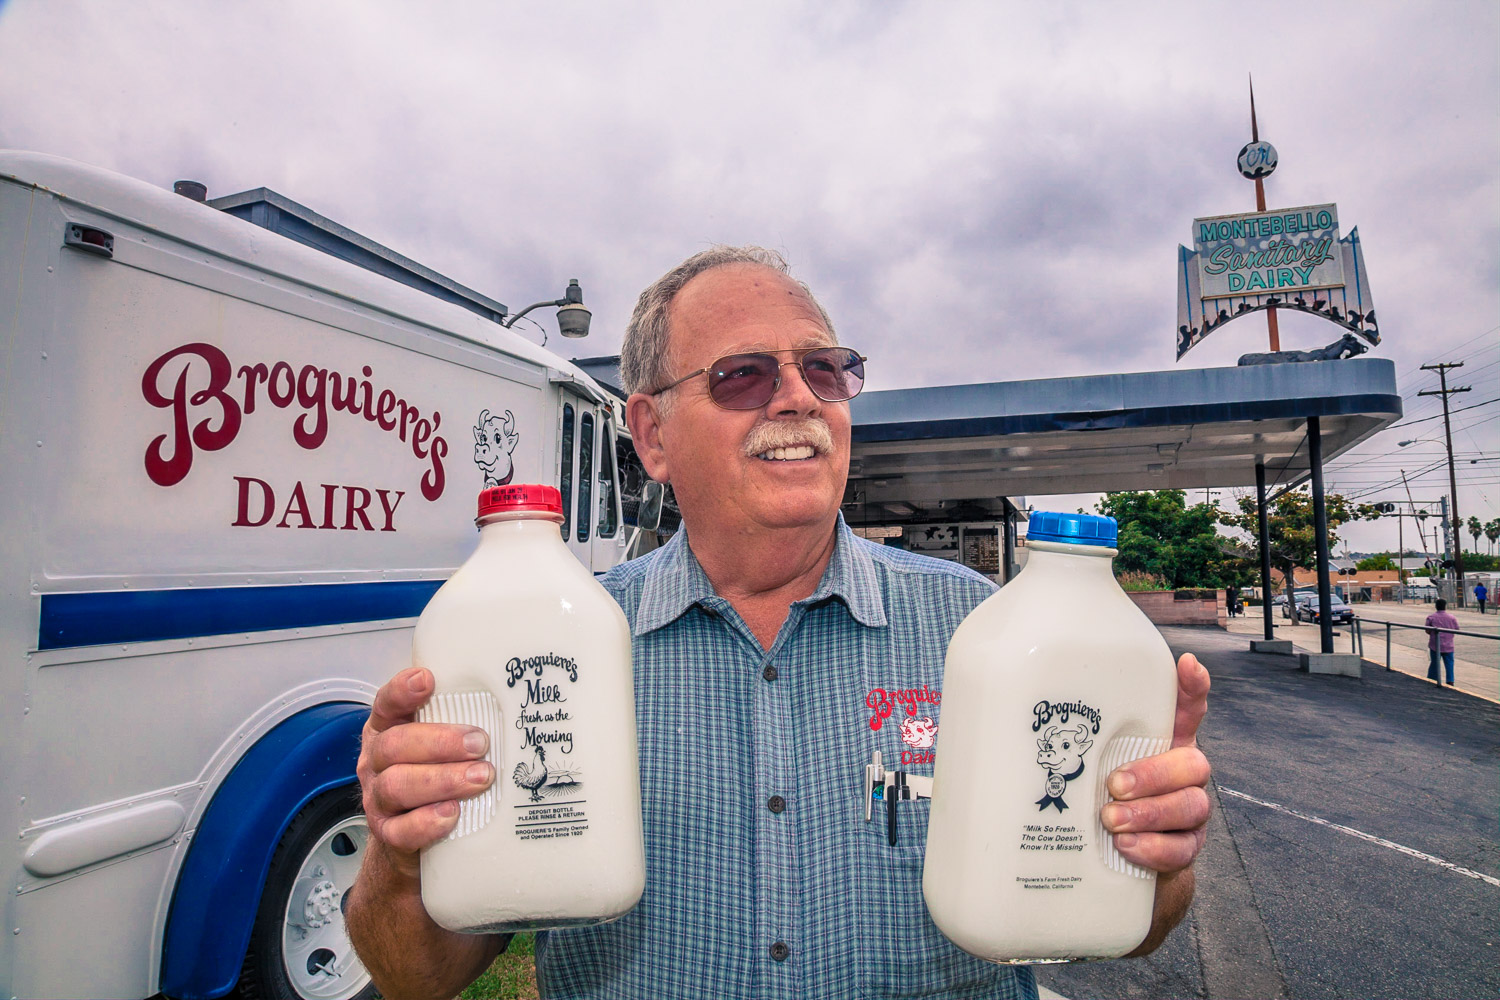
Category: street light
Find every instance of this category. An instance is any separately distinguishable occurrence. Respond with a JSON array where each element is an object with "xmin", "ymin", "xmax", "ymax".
[{"xmin": 499, "ymin": 279, "xmax": 592, "ymax": 344}]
